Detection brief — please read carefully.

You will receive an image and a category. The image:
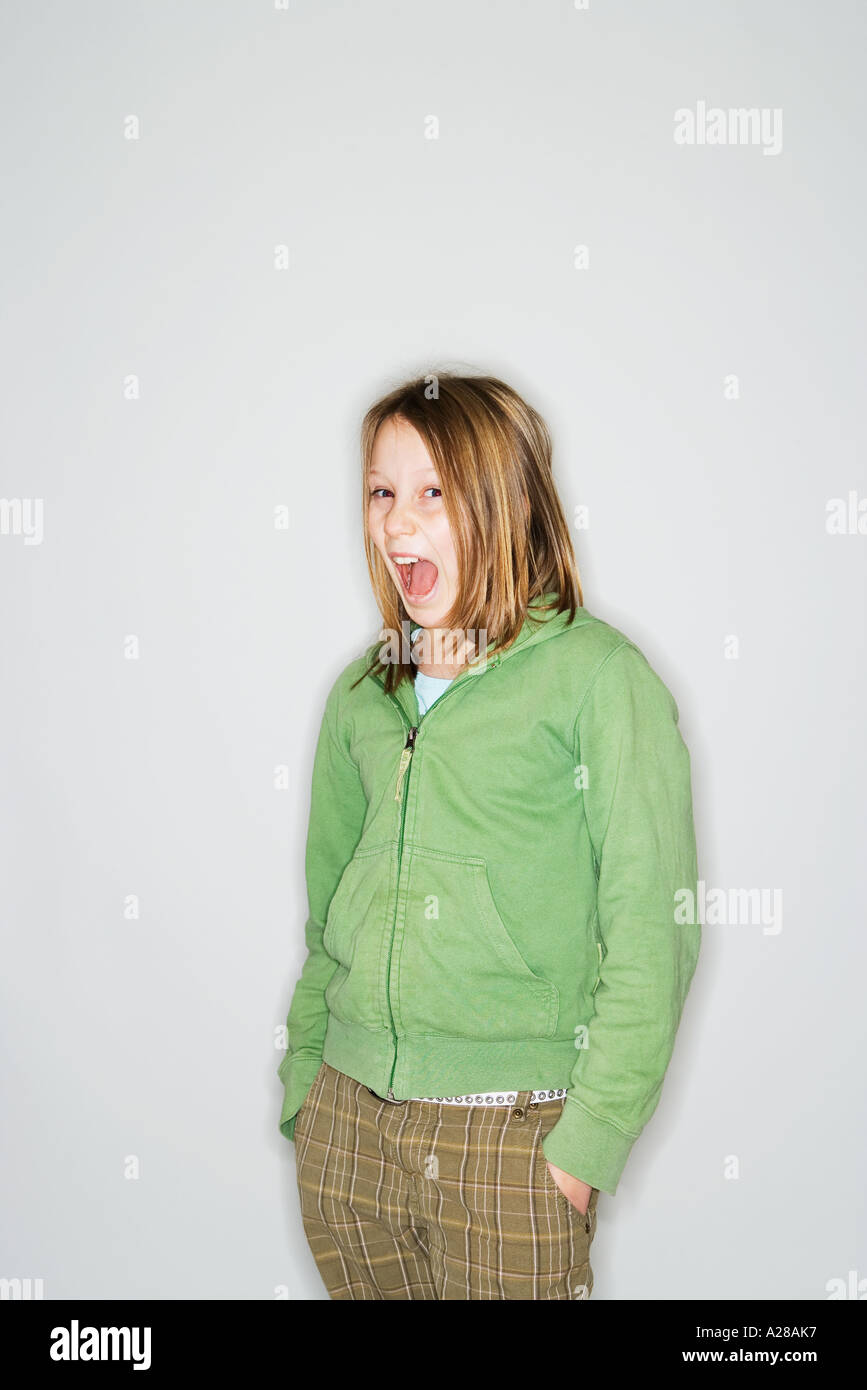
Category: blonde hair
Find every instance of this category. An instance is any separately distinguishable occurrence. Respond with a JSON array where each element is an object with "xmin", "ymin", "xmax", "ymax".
[{"xmin": 353, "ymin": 371, "xmax": 583, "ymax": 695}]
